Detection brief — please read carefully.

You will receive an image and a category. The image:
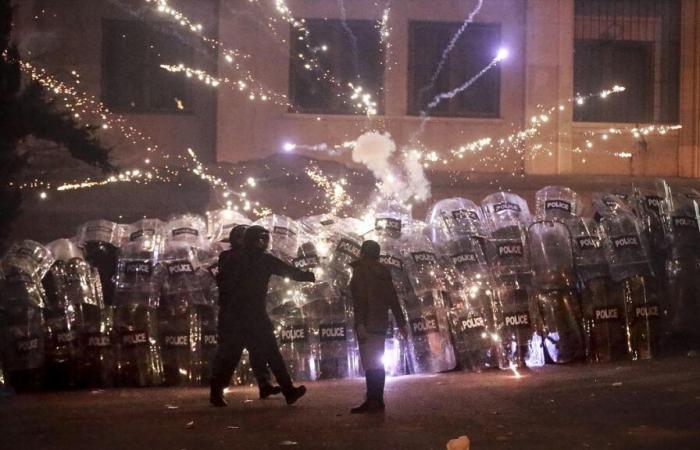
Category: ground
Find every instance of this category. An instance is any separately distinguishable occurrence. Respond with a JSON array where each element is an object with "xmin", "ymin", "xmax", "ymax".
[{"xmin": 1, "ymin": 356, "xmax": 700, "ymax": 450}]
